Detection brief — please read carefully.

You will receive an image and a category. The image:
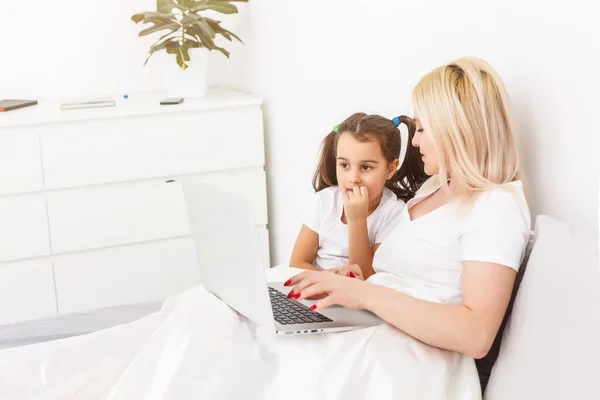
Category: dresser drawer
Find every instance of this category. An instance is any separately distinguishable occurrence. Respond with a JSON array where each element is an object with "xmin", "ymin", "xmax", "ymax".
[
  {"xmin": 46, "ymin": 180, "xmax": 190, "ymax": 254},
  {"xmin": 47, "ymin": 168, "xmax": 269, "ymax": 254},
  {"xmin": 0, "ymin": 128, "xmax": 44, "ymax": 195},
  {"xmin": 40, "ymin": 106, "xmax": 265, "ymax": 189},
  {"xmin": 53, "ymin": 227, "xmax": 270, "ymax": 314},
  {"xmin": 53, "ymin": 238, "xmax": 200, "ymax": 314},
  {"xmin": 0, "ymin": 260, "xmax": 57, "ymax": 324},
  {"xmin": 0, "ymin": 194, "xmax": 51, "ymax": 261}
]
